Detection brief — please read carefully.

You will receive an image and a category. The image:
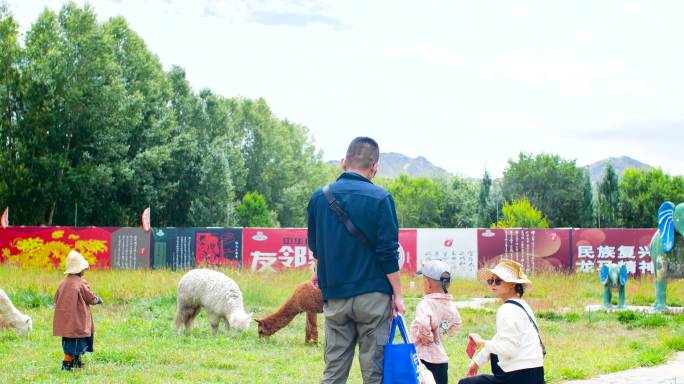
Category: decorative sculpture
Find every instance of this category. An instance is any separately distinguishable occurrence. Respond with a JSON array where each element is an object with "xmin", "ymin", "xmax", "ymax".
[
  {"xmin": 599, "ymin": 264, "xmax": 627, "ymax": 309},
  {"xmin": 649, "ymin": 202, "xmax": 684, "ymax": 311}
]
